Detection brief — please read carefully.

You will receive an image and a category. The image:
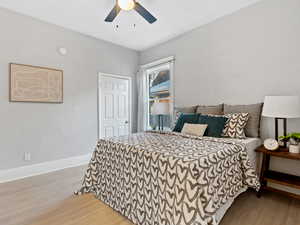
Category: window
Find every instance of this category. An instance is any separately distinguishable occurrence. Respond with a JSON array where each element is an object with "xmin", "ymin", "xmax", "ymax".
[{"xmin": 144, "ymin": 57, "xmax": 174, "ymax": 130}]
